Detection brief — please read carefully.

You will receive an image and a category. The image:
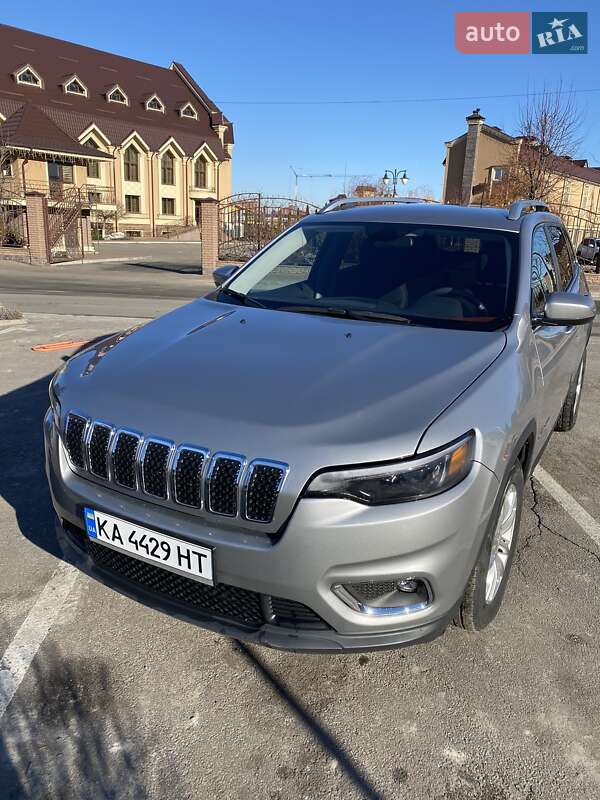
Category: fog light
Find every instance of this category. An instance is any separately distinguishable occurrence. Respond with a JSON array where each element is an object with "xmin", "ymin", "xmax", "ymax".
[{"xmin": 397, "ymin": 578, "xmax": 419, "ymax": 593}]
